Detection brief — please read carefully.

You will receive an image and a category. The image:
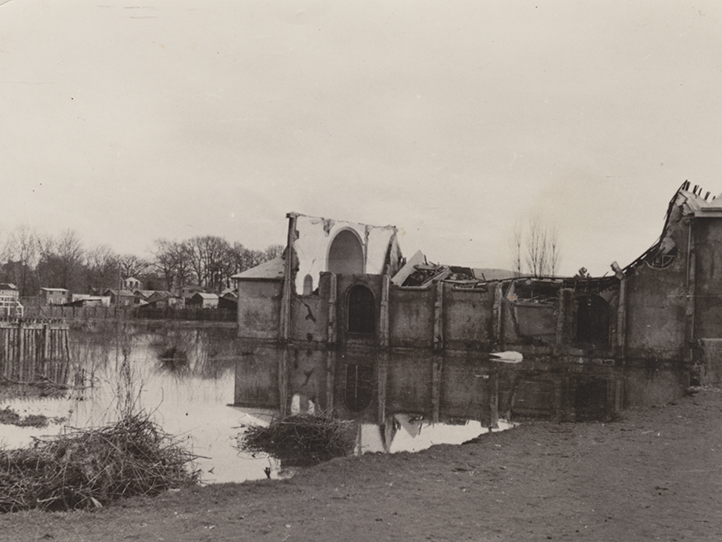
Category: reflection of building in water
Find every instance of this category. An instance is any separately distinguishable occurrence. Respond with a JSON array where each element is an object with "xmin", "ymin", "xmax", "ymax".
[{"xmin": 234, "ymin": 184, "xmax": 722, "ymax": 423}]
